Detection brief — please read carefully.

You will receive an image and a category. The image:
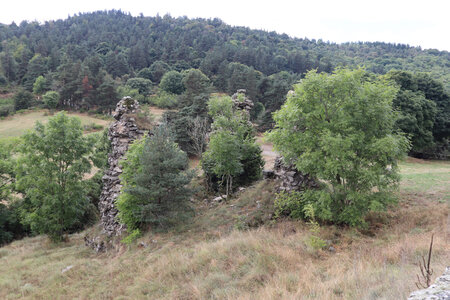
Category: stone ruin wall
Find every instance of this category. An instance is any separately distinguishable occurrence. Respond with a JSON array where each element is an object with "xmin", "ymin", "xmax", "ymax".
[
  {"xmin": 98, "ymin": 97, "xmax": 143, "ymax": 237},
  {"xmin": 272, "ymin": 157, "xmax": 319, "ymax": 192}
]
